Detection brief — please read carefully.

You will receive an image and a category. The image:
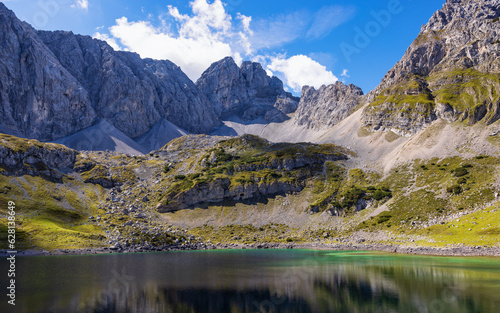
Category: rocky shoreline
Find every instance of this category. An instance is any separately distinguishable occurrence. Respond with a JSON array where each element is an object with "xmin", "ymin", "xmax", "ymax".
[{"xmin": 2, "ymin": 242, "xmax": 499, "ymax": 257}]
